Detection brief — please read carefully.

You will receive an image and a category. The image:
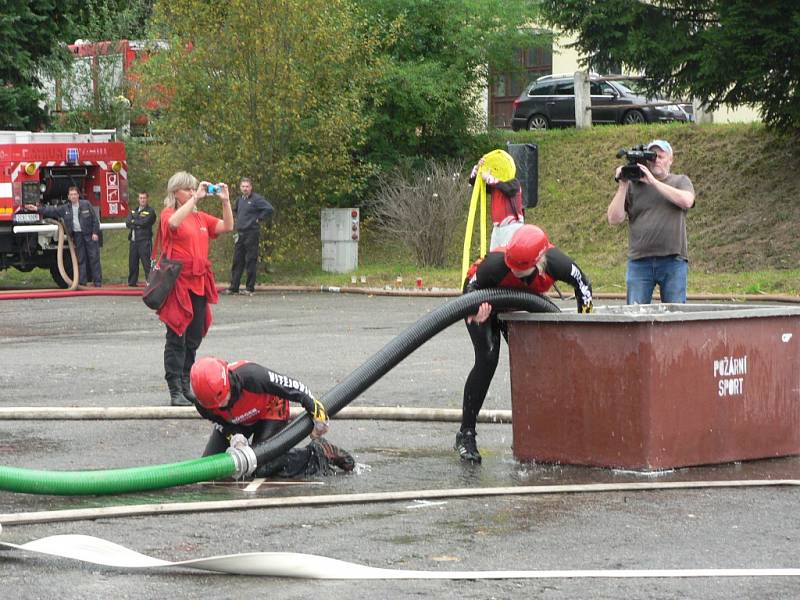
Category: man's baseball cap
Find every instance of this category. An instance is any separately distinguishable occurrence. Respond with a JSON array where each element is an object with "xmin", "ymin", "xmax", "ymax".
[{"xmin": 647, "ymin": 139, "xmax": 673, "ymax": 155}]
